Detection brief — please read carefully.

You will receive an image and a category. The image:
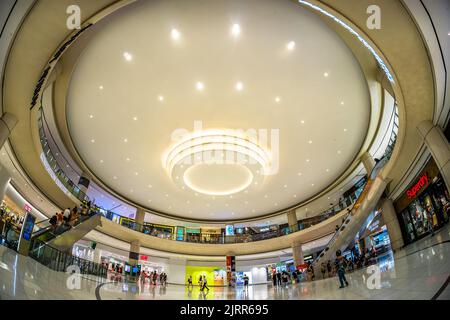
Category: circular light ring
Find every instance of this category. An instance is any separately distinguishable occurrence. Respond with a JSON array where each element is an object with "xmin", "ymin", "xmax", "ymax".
[
  {"xmin": 183, "ymin": 163, "xmax": 254, "ymax": 196},
  {"xmin": 164, "ymin": 131, "xmax": 272, "ymax": 176}
]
